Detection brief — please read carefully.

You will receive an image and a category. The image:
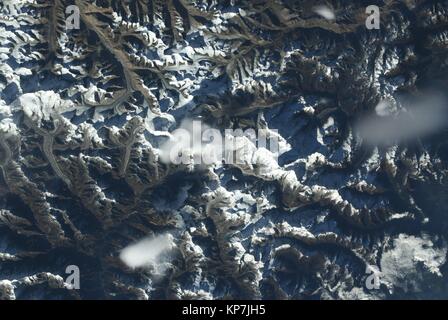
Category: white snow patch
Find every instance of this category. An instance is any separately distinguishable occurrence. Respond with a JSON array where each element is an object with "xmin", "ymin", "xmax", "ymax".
[
  {"xmin": 18, "ymin": 91, "xmax": 74, "ymax": 124},
  {"xmin": 380, "ymin": 234, "xmax": 447, "ymax": 293}
]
